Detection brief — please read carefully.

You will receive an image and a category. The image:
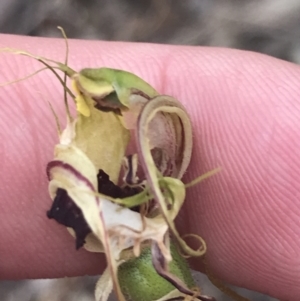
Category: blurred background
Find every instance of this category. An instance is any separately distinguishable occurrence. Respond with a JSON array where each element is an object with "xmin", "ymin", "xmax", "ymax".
[
  {"xmin": 1, "ymin": 0, "xmax": 300, "ymax": 63},
  {"xmin": 1, "ymin": 0, "xmax": 296, "ymax": 300}
]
